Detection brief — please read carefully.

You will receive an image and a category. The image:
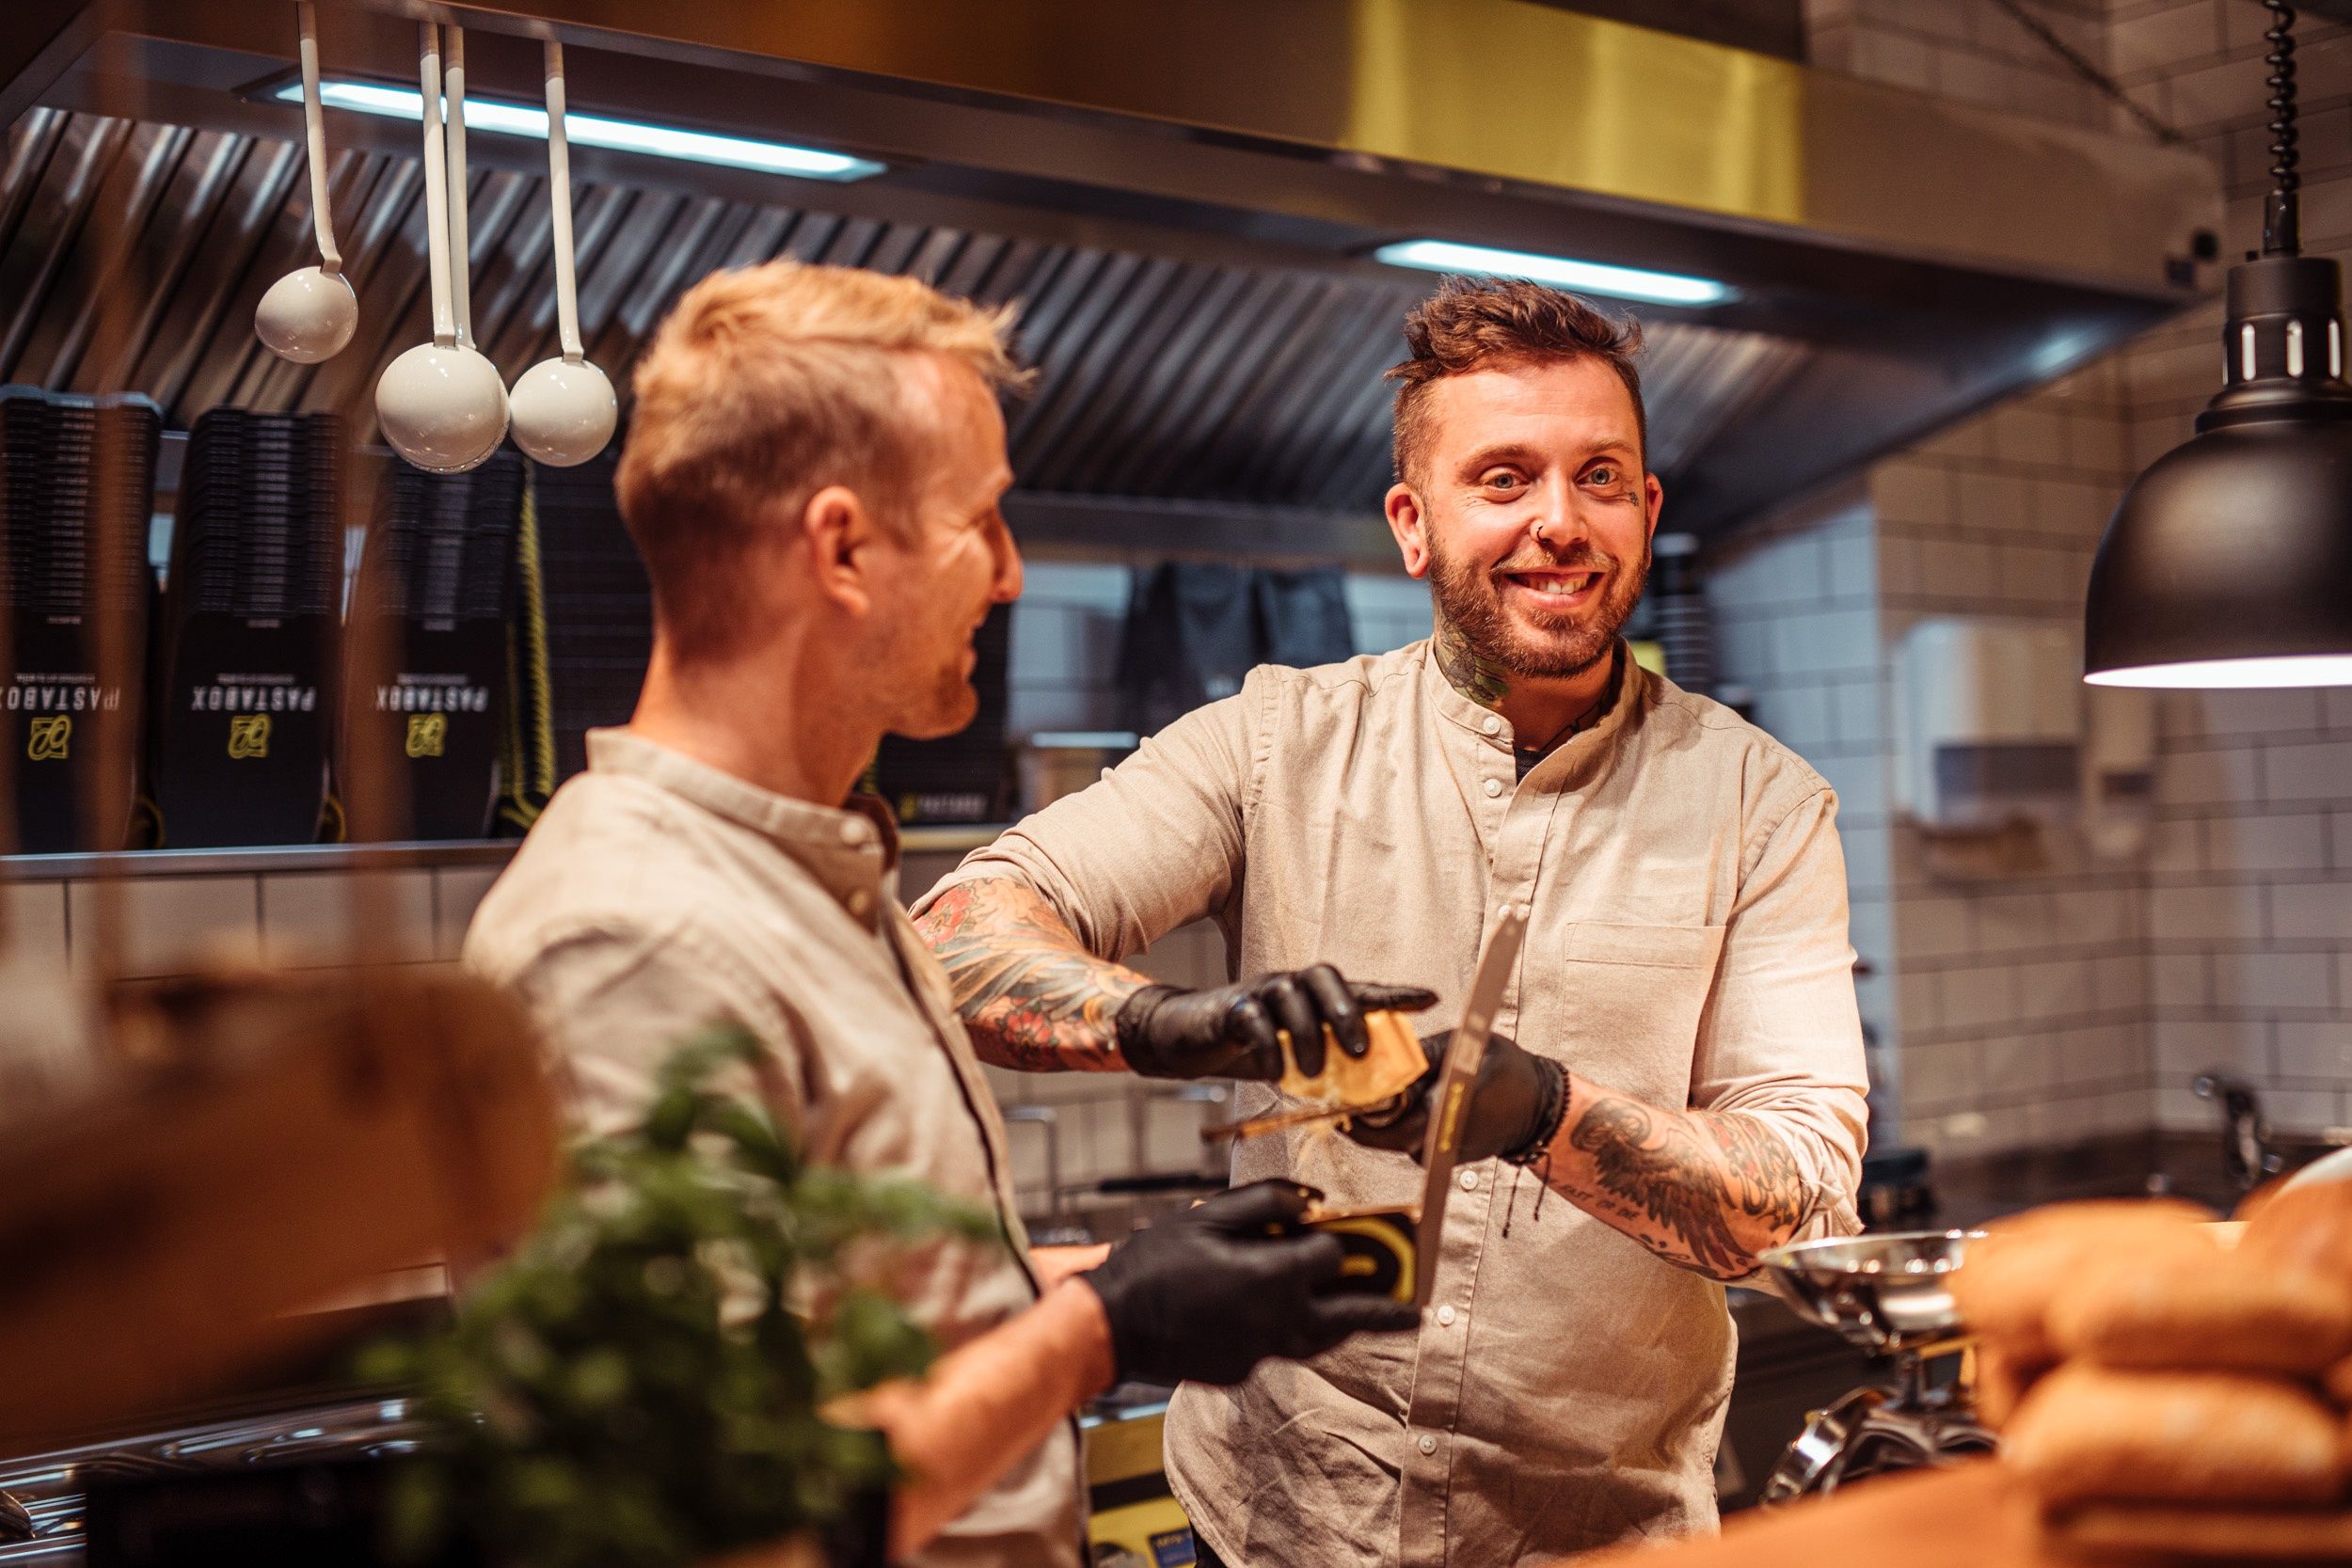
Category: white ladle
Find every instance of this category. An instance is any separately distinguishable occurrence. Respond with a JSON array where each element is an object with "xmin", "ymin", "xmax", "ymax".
[
  {"xmin": 375, "ymin": 21, "xmax": 508, "ymax": 474},
  {"xmin": 508, "ymin": 40, "xmax": 616, "ymax": 467},
  {"xmin": 254, "ymin": 0, "xmax": 358, "ymax": 363}
]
